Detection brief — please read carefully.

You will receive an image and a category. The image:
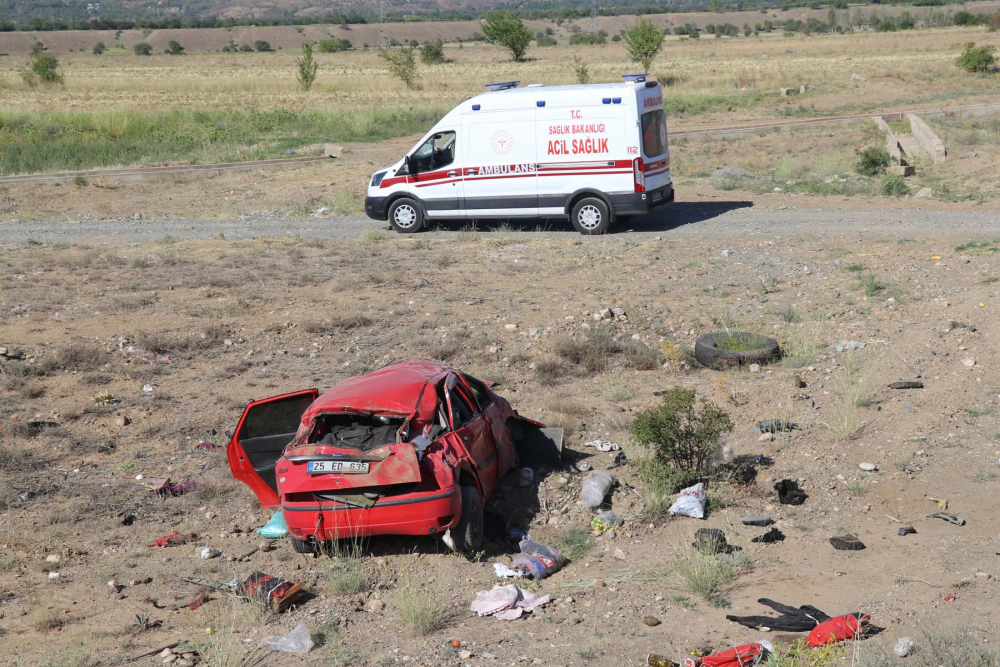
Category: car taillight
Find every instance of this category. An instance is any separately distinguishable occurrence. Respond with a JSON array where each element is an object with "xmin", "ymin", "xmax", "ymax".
[{"xmin": 633, "ymin": 158, "xmax": 645, "ymax": 193}]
